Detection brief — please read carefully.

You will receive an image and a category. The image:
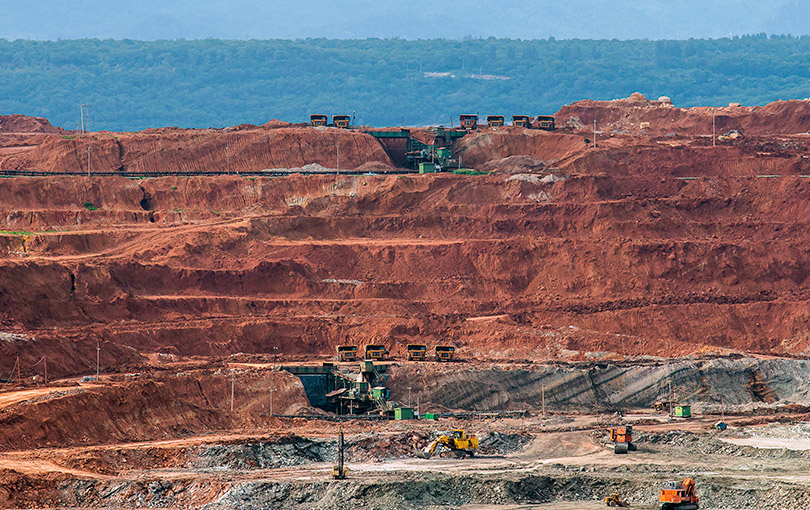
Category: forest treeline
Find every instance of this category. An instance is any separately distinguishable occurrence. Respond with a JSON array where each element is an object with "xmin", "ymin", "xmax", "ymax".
[{"xmin": 1, "ymin": 35, "xmax": 808, "ymax": 131}]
